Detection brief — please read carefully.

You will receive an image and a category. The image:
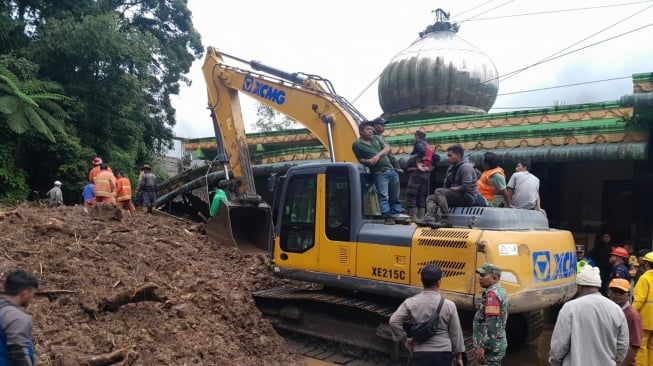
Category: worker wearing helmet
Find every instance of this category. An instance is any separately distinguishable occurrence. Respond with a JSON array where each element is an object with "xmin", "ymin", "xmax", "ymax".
[
  {"xmin": 87, "ymin": 157, "xmax": 113, "ymax": 184},
  {"xmin": 633, "ymin": 251, "xmax": 653, "ymax": 366},
  {"xmin": 610, "ymin": 246, "xmax": 632, "ymax": 282},
  {"xmin": 46, "ymin": 181, "xmax": 63, "ymax": 207},
  {"xmin": 575, "ymin": 244, "xmax": 595, "ymax": 274}
]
